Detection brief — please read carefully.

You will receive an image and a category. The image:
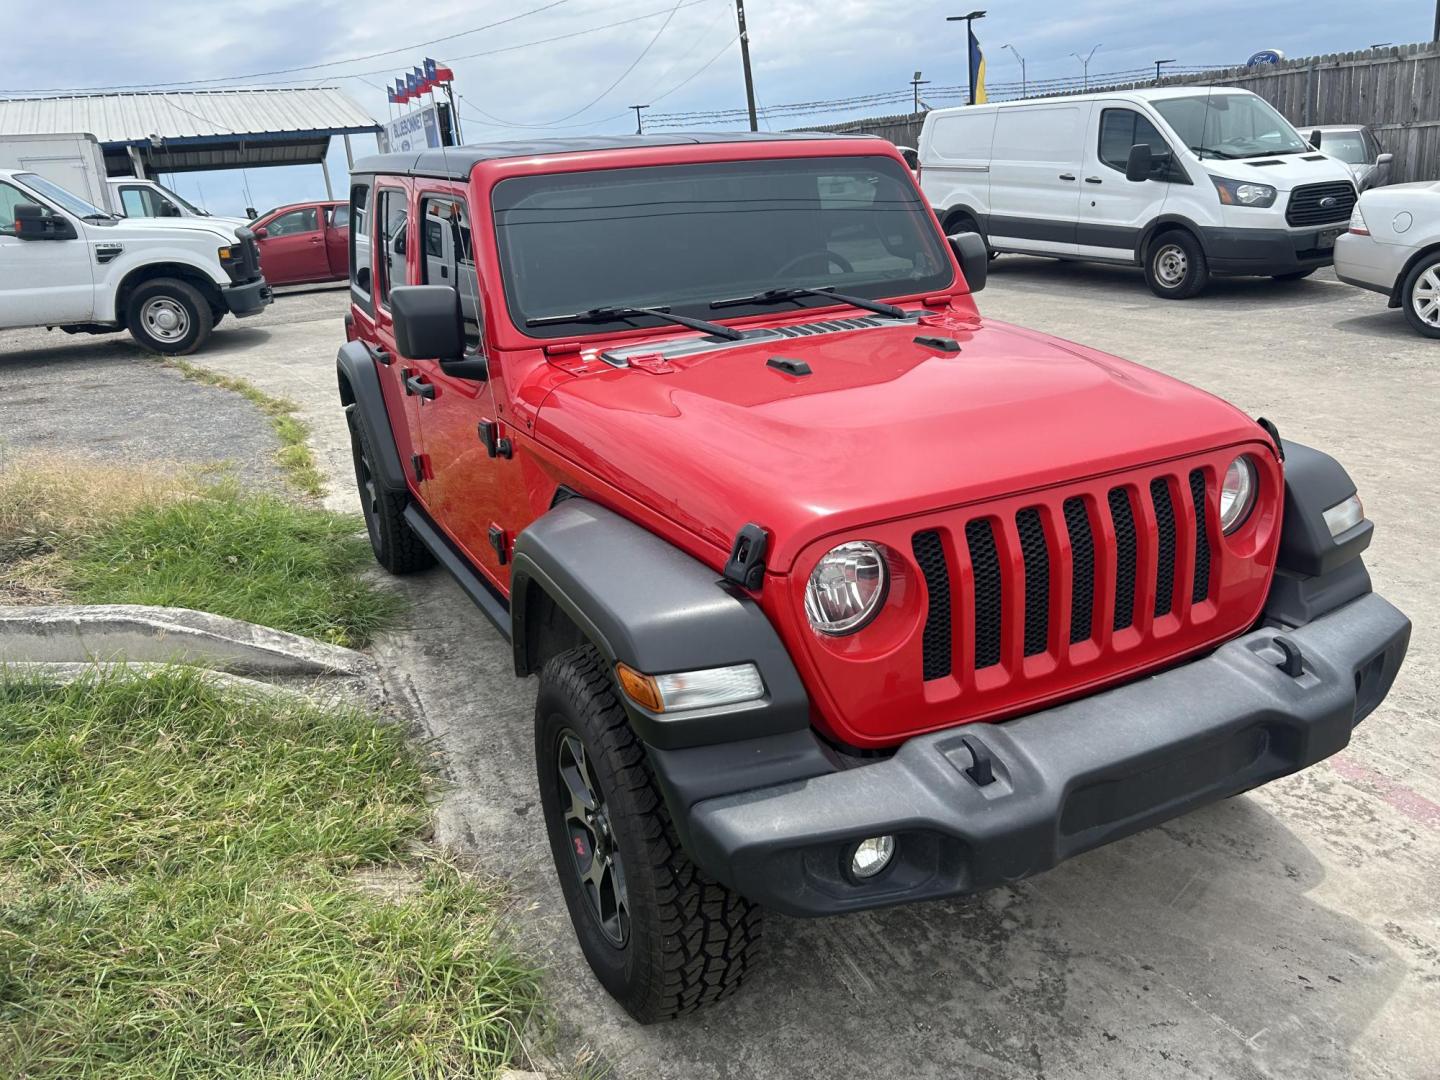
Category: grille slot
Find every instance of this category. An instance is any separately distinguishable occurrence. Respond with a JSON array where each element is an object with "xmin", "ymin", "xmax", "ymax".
[
  {"xmin": 1151, "ymin": 478, "xmax": 1177, "ymax": 616},
  {"xmin": 912, "ymin": 531, "xmax": 952, "ymax": 680},
  {"xmin": 1189, "ymin": 469, "xmax": 1212, "ymax": 603},
  {"xmin": 1063, "ymin": 497, "xmax": 1095, "ymax": 644},
  {"xmin": 966, "ymin": 519, "xmax": 1003, "ymax": 669},
  {"xmin": 1286, "ymin": 181, "xmax": 1357, "ymax": 227},
  {"xmin": 1108, "ymin": 488, "xmax": 1138, "ymax": 631},
  {"xmin": 1016, "ymin": 508, "xmax": 1050, "ymax": 657}
]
